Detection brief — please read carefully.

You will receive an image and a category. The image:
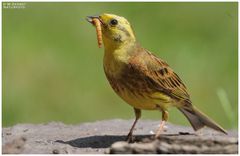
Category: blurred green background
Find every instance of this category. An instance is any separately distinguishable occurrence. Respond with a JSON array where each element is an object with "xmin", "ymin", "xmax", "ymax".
[{"xmin": 3, "ymin": 2, "xmax": 238, "ymax": 129}]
